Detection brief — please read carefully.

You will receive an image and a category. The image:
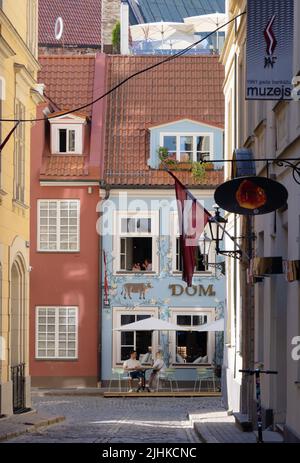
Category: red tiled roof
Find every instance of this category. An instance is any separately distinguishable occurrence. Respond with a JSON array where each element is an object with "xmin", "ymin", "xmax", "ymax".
[
  {"xmin": 38, "ymin": 55, "xmax": 95, "ymax": 117},
  {"xmin": 38, "ymin": 0, "xmax": 102, "ymax": 47},
  {"xmin": 104, "ymin": 55, "xmax": 224, "ymax": 187},
  {"xmin": 40, "ymin": 156, "xmax": 88, "ymax": 177}
]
